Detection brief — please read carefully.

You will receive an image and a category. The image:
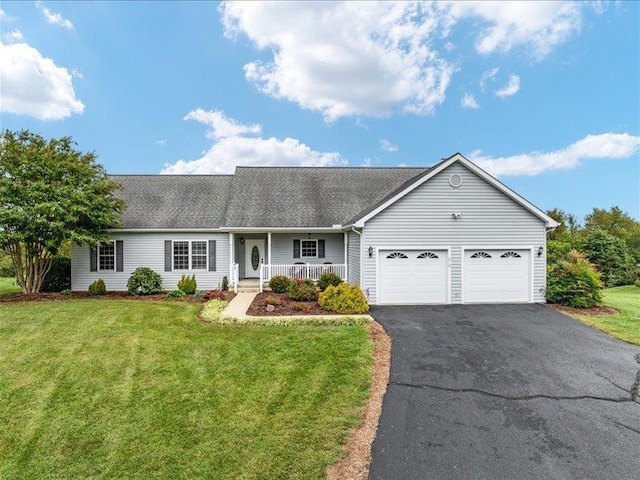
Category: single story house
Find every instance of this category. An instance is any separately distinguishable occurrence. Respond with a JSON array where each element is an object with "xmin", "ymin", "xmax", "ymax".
[{"xmin": 72, "ymin": 153, "xmax": 558, "ymax": 304}]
